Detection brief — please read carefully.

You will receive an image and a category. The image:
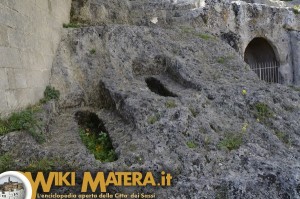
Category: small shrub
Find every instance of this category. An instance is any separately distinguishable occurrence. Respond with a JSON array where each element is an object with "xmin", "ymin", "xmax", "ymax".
[
  {"xmin": 189, "ymin": 107, "xmax": 198, "ymax": 117},
  {"xmin": 203, "ymin": 136, "xmax": 211, "ymax": 149},
  {"xmin": 40, "ymin": 86, "xmax": 60, "ymax": 103},
  {"xmin": 242, "ymin": 89, "xmax": 247, "ymax": 96},
  {"xmin": 215, "ymin": 184, "xmax": 229, "ymax": 199},
  {"xmin": 0, "ymin": 107, "xmax": 45, "ymax": 143},
  {"xmin": 217, "ymin": 57, "xmax": 226, "ymax": 64},
  {"xmin": 218, "ymin": 133, "xmax": 243, "ymax": 151},
  {"xmin": 216, "ymin": 56, "xmax": 233, "ymax": 64},
  {"xmin": 63, "ymin": 23, "xmax": 80, "ymax": 28},
  {"xmin": 187, "ymin": 141, "xmax": 198, "ymax": 149},
  {"xmin": 180, "ymin": 26, "xmax": 194, "ymax": 34},
  {"xmin": 197, "ymin": 33, "xmax": 215, "ymax": 40},
  {"xmin": 90, "ymin": 49, "xmax": 96, "ymax": 54},
  {"xmin": 165, "ymin": 100, "xmax": 177, "ymax": 108},
  {"xmin": 293, "ymin": 5, "xmax": 300, "ymax": 14},
  {"xmin": 148, "ymin": 115, "xmax": 159, "ymax": 124},
  {"xmin": 25, "ymin": 158, "xmax": 73, "ymax": 172},
  {"xmin": 254, "ymin": 102, "xmax": 273, "ymax": 122},
  {"xmin": 0, "ymin": 154, "xmax": 13, "ymax": 173},
  {"xmin": 135, "ymin": 156, "xmax": 144, "ymax": 164},
  {"xmin": 79, "ymin": 129, "xmax": 117, "ymax": 162},
  {"xmin": 25, "ymin": 158, "xmax": 56, "ymax": 172},
  {"xmin": 275, "ymin": 131, "xmax": 291, "ymax": 146},
  {"xmin": 289, "ymin": 85, "xmax": 300, "ymax": 92}
]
